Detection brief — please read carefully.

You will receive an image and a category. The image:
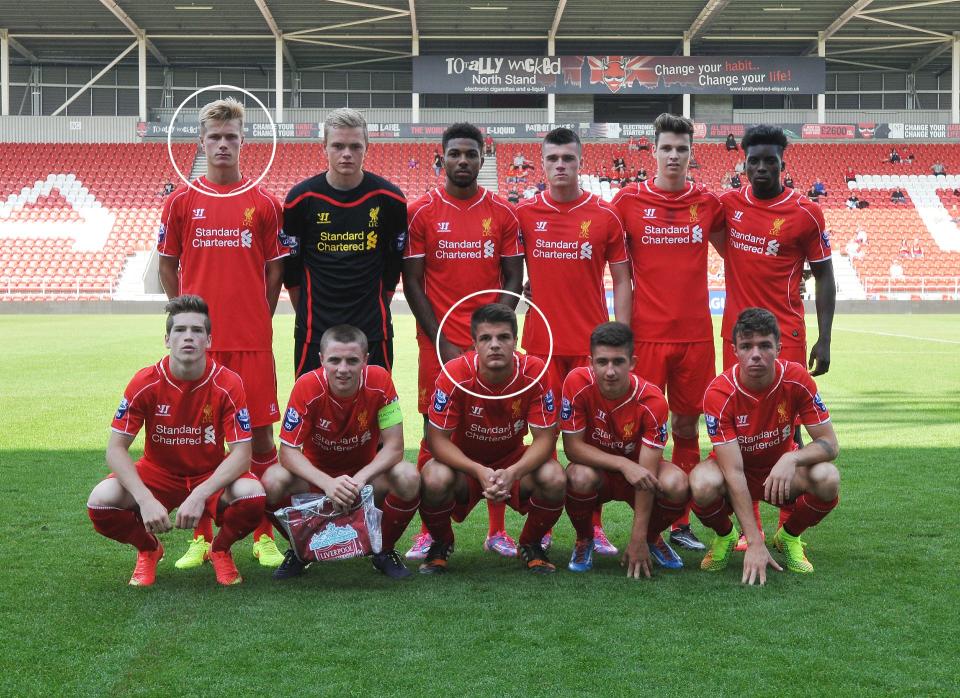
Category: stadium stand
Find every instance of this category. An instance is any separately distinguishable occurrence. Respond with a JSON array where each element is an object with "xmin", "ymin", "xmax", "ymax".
[{"xmin": 1, "ymin": 141, "xmax": 958, "ymax": 301}]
